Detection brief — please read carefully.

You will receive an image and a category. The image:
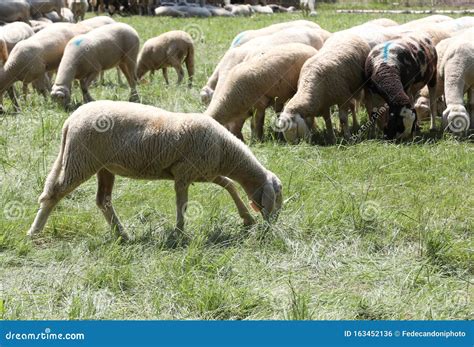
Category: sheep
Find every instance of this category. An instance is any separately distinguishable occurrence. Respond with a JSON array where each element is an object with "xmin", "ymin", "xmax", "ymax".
[
  {"xmin": 0, "ymin": 18, "xmax": 115, "ymax": 111},
  {"xmin": 365, "ymin": 33, "xmax": 438, "ymax": 139},
  {"xmin": 28, "ymin": 0, "xmax": 64, "ymax": 19},
  {"xmin": 29, "ymin": 19, "xmax": 52, "ymax": 32},
  {"xmin": 433, "ymin": 29, "xmax": 474, "ymax": 133},
  {"xmin": 251, "ymin": 5, "xmax": 273, "ymax": 14},
  {"xmin": 279, "ymin": 33, "xmax": 371, "ymax": 144},
  {"xmin": 44, "ymin": 10, "xmax": 62, "ymax": 22},
  {"xmin": 67, "ymin": 0, "xmax": 88, "ymax": 22},
  {"xmin": 365, "ymin": 18, "xmax": 398, "ymax": 27},
  {"xmin": 415, "ymin": 27, "xmax": 474, "ymax": 122},
  {"xmin": 0, "ymin": 0, "xmax": 30, "ymax": 23},
  {"xmin": 202, "ymin": 26, "xmax": 331, "ymax": 105},
  {"xmin": 206, "ymin": 6, "xmax": 234, "ymax": 17},
  {"xmin": 230, "ymin": 20, "xmax": 321, "ymax": 48},
  {"xmin": 300, "ymin": 0, "xmax": 316, "ymax": 17},
  {"xmin": 27, "ymin": 100, "xmax": 283, "ymax": 240},
  {"xmin": 137, "ymin": 30, "xmax": 194, "ymax": 87},
  {"xmin": 154, "ymin": 6, "xmax": 186, "ymax": 17},
  {"xmin": 205, "ymin": 43, "xmax": 318, "ymax": 142},
  {"xmin": 0, "ymin": 22, "xmax": 35, "ymax": 54},
  {"xmin": 51, "ymin": 23, "xmax": 140, "ymax": 108},
  {"xmin": 176, "ymin": 5, "xmax": 212, "ymax": 17},
  {"xmin": 269, "ymin": 4, "xmax": 295, "ymax": 13},
  {"xmin": 402, "ymin": 15, "xmax": 452, "ymax": 27},
  {"xmin": 225, "ymin": 4, "xmax": 253, "ymax": 17}
]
